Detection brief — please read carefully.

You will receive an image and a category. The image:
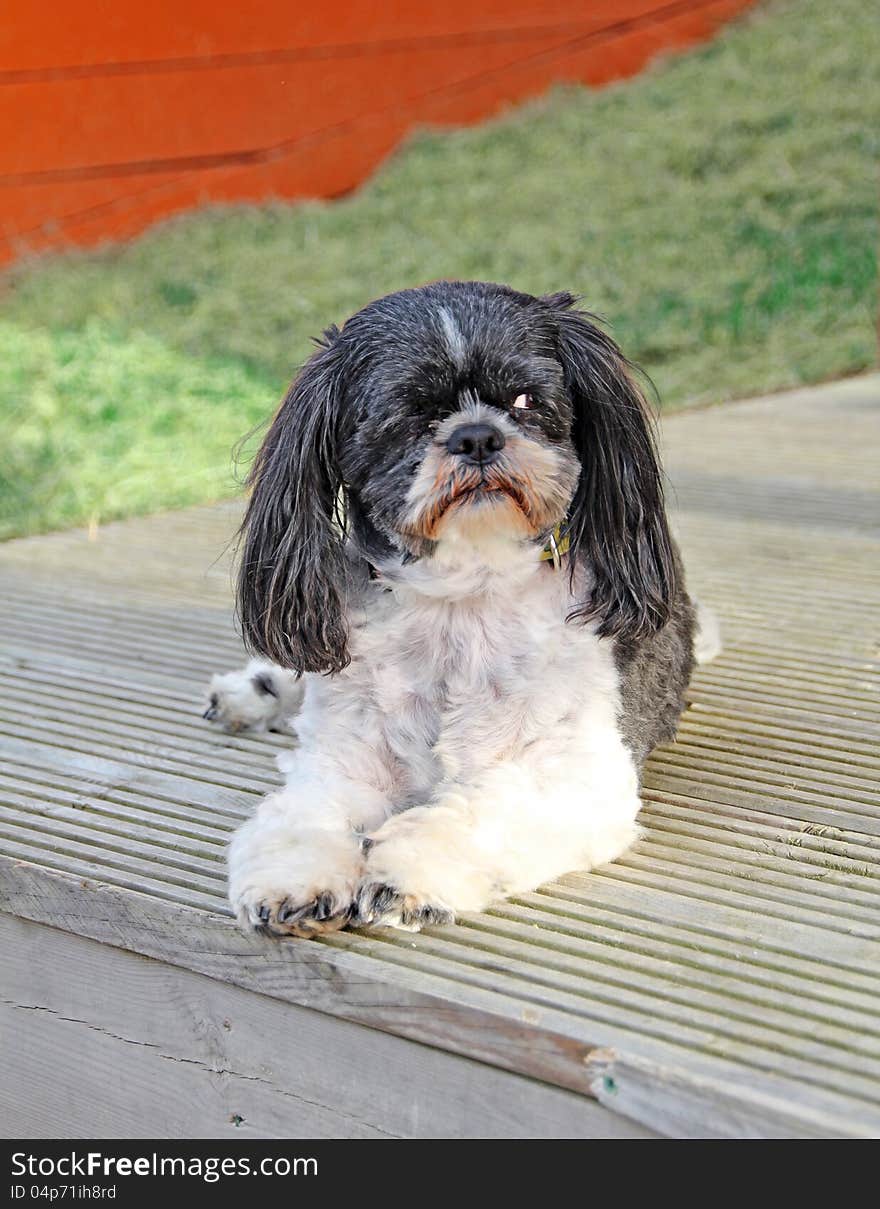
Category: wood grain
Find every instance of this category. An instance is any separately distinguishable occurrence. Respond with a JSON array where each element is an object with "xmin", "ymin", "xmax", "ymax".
[{"xmin": 3, "ymin": 913, "xmax": 654, "ymax": 1139}]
